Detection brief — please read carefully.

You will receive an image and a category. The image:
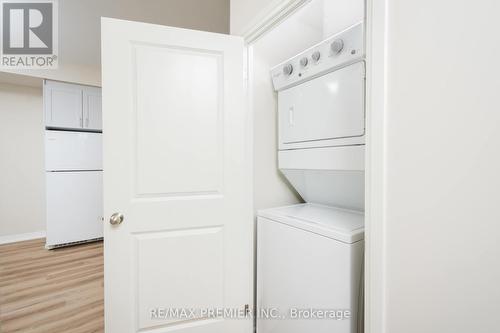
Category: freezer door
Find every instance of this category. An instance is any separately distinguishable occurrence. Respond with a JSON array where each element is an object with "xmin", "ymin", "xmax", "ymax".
[
  {"xmin": 46, "ymin": 171, "xmax": 103, "ymax": 247},
  {"xmin": 45, "ymin": 131, "xmax": 102, "ymax": 171}
]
